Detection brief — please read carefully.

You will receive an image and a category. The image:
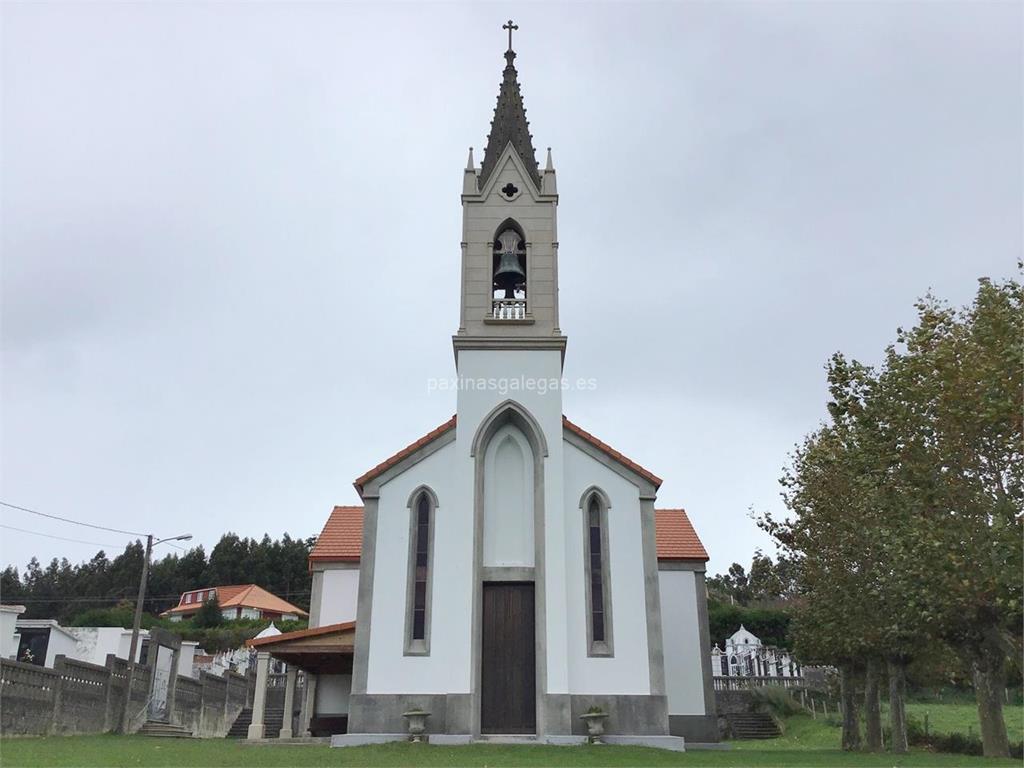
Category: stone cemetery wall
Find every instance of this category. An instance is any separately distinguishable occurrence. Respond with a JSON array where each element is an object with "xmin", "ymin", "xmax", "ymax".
[
  {"xmin": 52, "ymin": 658, "xmax": 114, "ymax": 734},
  {"xmin": 172, "ymin": 675, "xmax": 203, "ymax": 736},
  {"xmin": 0, "ymin": 659, "xmax": 61, "ymax": 735},
  {"xmin": 0, "ymin": 655, "xmax": 251, "ymax": 737},
  {"xmin": 199, "ymin": 672, "xmax": 229, "ymax": 736},
  {"xmin": 715, "ymin": 689, "xmax": 754, "ymax": 715}
]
